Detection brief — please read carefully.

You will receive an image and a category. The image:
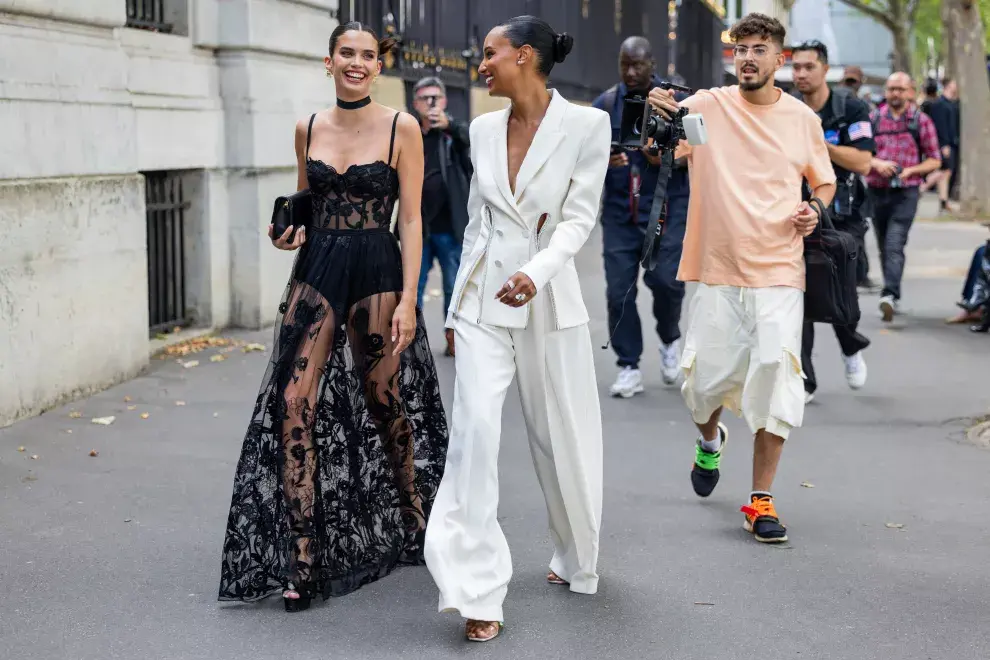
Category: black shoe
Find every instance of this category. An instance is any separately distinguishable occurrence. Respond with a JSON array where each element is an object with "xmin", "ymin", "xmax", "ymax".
[
  {"xmin": 283, "ymin": 582, "xmax": 314, "ymax": 612},
  {"xmin": 742, "ymin": 495, "xmax": 788, "ymax": 543},
  {"xmin": 691, "ymin": 423, "xmax": 727, "ymax": 498}
]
